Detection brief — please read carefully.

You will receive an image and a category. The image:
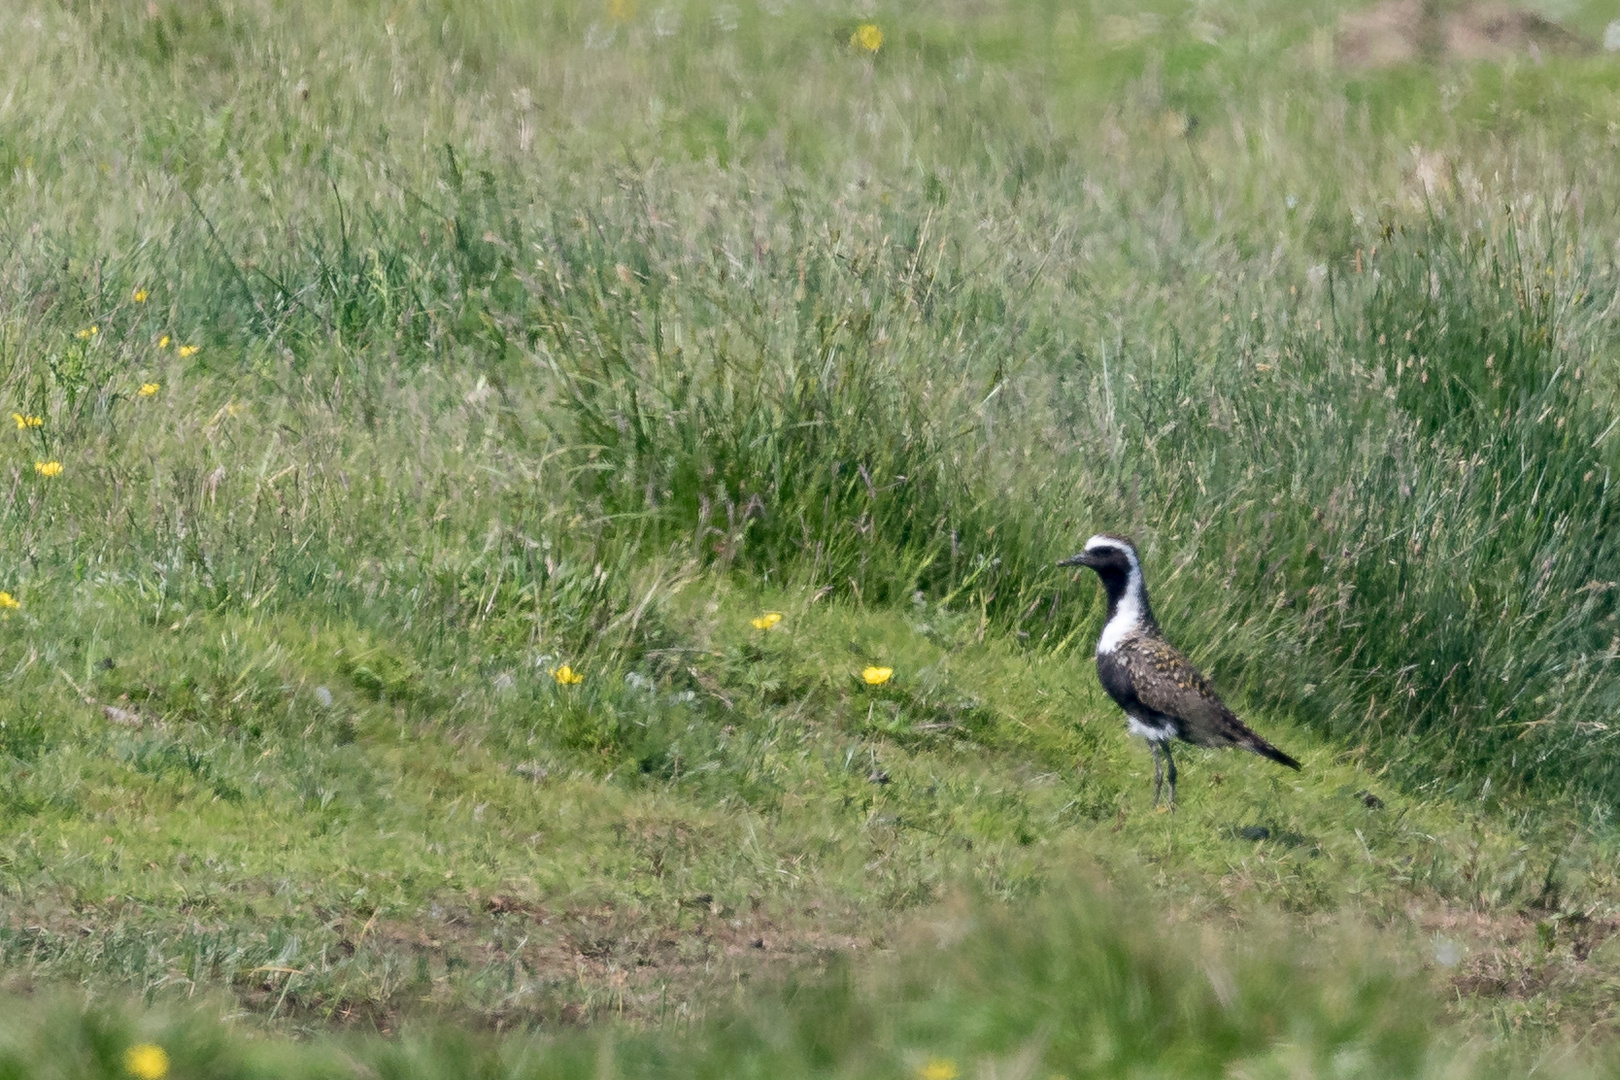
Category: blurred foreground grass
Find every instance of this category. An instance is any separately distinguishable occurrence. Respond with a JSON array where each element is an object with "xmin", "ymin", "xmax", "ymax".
[
  {"xmin": 7, "ymin": 879, "xmax": 1617, "ymax": 1080},
  {"xmin": 6, "ymin": 0, "xmax": 1620, "ymax": 1067}
]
